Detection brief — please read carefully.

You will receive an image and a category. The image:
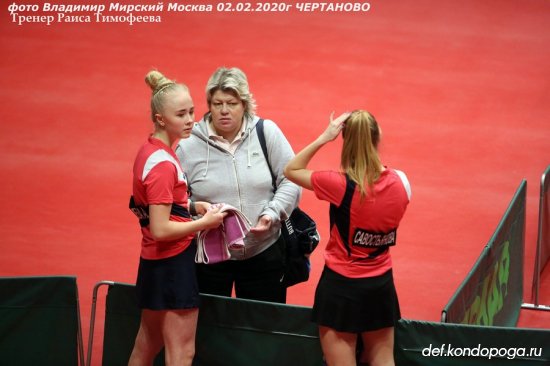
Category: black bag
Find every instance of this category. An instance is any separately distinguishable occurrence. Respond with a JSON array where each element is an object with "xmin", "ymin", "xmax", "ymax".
[
  {"xmin": 256, "ymin": 119, "xmax": 320, "ymax": 287},
  {"xmin": 280, "ymin": 207, "xmax": 320, "ymax": 286}
]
